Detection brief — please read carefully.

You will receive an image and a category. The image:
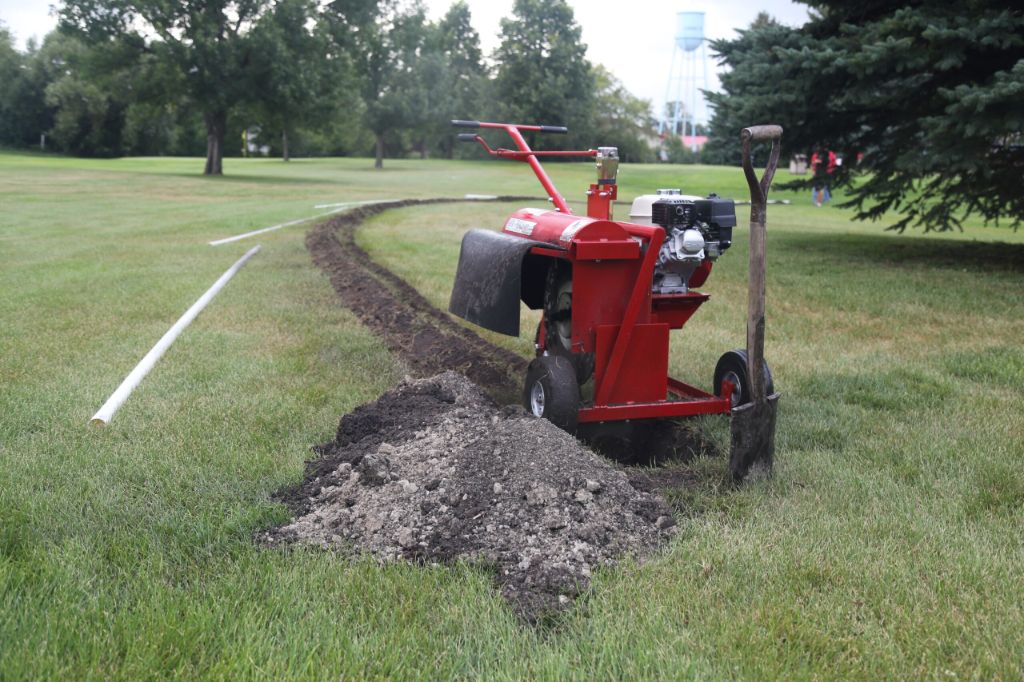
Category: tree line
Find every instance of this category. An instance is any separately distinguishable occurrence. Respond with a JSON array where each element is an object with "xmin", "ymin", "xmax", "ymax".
[
  {"xmin": 0, "ymin": 0, "xmax": 657, "ymax": 174},
  {"xmin": 3, "ymin": 0, "xmax": 1019, "ymax": 231}
]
